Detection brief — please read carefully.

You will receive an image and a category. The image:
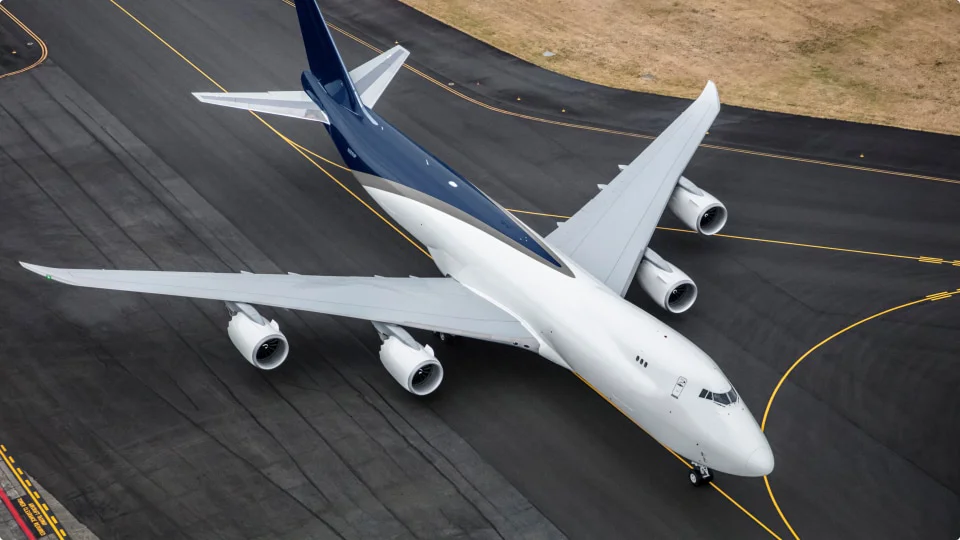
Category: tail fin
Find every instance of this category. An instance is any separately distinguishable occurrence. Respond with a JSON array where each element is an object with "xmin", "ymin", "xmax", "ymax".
[{"xmin": 295, "ymin": 0, "xmax": 361, "ymax": 113}]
